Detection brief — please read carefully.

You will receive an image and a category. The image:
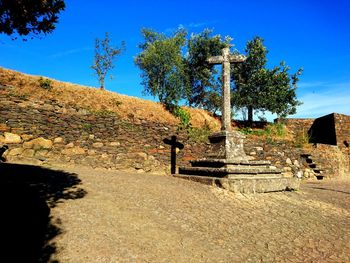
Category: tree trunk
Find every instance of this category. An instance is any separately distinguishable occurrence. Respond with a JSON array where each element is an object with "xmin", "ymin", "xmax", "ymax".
[{"xmin": 247, "ymin": 105, "xmax": 253, "ymax": 127}]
